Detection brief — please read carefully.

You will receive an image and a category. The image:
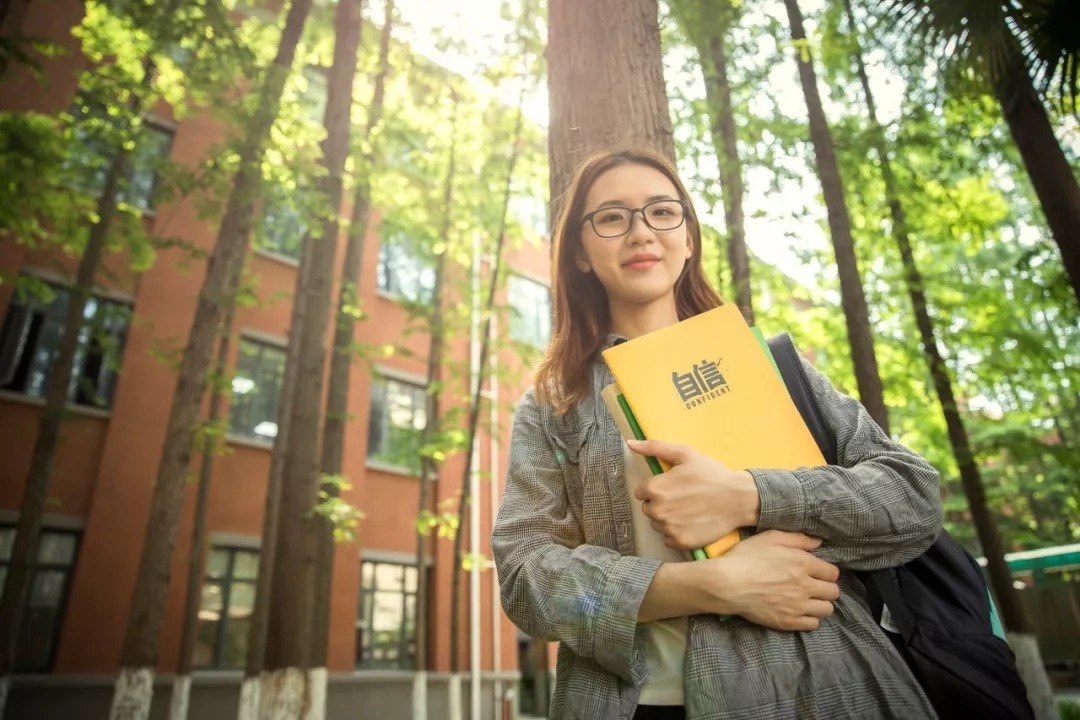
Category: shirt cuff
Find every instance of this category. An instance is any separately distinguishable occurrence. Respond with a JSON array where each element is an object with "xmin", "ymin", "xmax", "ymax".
[
  {"xmin": 749, "ymin": 467, "xmax": 809, "ymax": 533},
  {"xmin": 590, "ymin": 554, "xmax": 663, "ymax": 686}
]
